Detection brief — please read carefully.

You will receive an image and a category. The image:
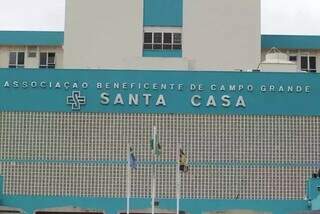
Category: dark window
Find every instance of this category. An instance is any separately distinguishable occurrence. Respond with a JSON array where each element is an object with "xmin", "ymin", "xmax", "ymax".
[
  {"xmin": 153, "ymin": 33, "xmax": 162, "ymax": 43},
  {"xmin": 163, "ymin": 33, "xmax": 172, "ymax": 43},
  {"xmin": 301, "ymin": 56, "xmax": 308, "ymax": 71},
  {"xmin": 48, "ymin": 53, "xmax": 55, "ymax": 64},
  {"xmin": 143, "ymin": 44, "xmax": 153, "ymax": 49},
  {"xmin": 163, "ymin": 33, "xmax": 172, "ymax": 50},
  {"xmin": 9, "ymin": 52, "xmax": 24, "ymax": 68},
  {"xmin": 144, "ymin": 32, "xmax": 152, "ymax": 43},
  {"xmin": 173, "ymin": 33, "xmax": 182, "ymax": 44},
  {"xmin": 143, "ymin": 31, "xmax": 182, "ymax": 51},
  {"xmin": 173, "ymin": 33, "xmax": 182, "ymax": 50},
  {"xmin": 17, "ymin": 52, "xmax": 25, "ymax": 67},
  {"xmin": 289, "ymin": 56, "xmax": 297, "ymax": 62},
  {"xmin": 39, "ymin": 52, "xmax": 56, "ymax": 69},
  {"xmin": 301, "ymin": 56, "xmax": 317, "ymax": 72},
  {"xmin": 153, "ymin": 33, "xmax": 162, "ymax": 49},
  {"xmin": 309, "ymin": 56, "xmax": 316, "ymax": 72},
  {"xmin": 39, "ymin": 53, "xmax": 47, "ymax": 68},
  {"xmin": 9, "ymin": 52, "xmax": 17, "ymax": 68}
]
